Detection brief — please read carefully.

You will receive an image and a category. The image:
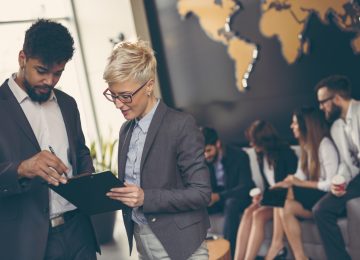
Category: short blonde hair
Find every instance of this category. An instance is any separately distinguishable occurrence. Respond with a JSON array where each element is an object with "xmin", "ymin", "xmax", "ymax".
[{"xmin": 103, "ymin": 40, "xmax": 157, "ymax": 85}]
